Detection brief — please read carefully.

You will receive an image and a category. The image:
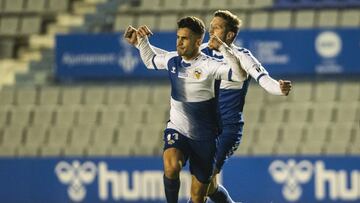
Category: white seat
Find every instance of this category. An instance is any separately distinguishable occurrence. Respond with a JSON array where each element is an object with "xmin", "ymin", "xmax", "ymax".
[
  {"xmin": 54, "ymin": 106, "xmax": 77, "ymax": 127},
  {"xmin": 25, "ymin": 0, "xmax": 46, "ymax": 12},
  {"xmin": 76, "ymin": 106, "xmax": 100, "ymax": 126},
  {"xmin": 114, "ymin": 14, "xmax": 136, "ymax": 32},
  {"xmin": 20, "ymin": 16, "xmax": 42, "ymax": 35},
  {"xmin": 248, "ymin": 11, "xmax": 269, "ymax": 29},
  {"xmin": 1, "ymin": 127, "xmax": 24, "ymax": 147},
  {"xmin": 47, "ymin": 127, "xmax": 70, "ymax": 147},
  {"xmin": 83, "ymin": 87, "xmax": 106, "ymax": 105},
  {"xmin": 318, "ymin": 10, "xmax": 339, "ymax": 28},
  {"xmin": 339, "ymin": 9, "xmax": 360, "ymax": 27},
  {"xmin": 313, "ymin": 82, "xmax": 338, "ymax": 102},
  {"xmin": 137, "ymin": 14, "xmax": 157, "ymax": 30},
  {"xmin": 294, "ymin": 10, "xmax": 315, "ymax": 28},
  {"xmin": 106, "ymin": 86, "xmax": 129, "ymax": 105},
  {"xmin": 0, "ymin": 87, "xmax": 15, "ymax": 105},
  {"xmin": 339, "ymin": 82, "xmax": 359, "ymax": 102},
  {"xmin": 25, "ymin": 125, "xmax": 48, "ymax": 147},
  {"xmin": 9, "ymin": 107, "xmax": 32, "ymax": 127},
  {"xmin": 61, "ymin": 87, "xmax": 83, "ymax": 105},
  {"xmin": 16, "ymin": 87, "xmax": 38, "ymax": 105},
  {"xmin": 158, "ymin": 14, "xmax": 178, "ymax": 31},
  {"xmin": 271, "ymin": 11, "xmax": 292, "ymax": 28},
  {"xmin": 3, "ymin": 0, "xmax": 23, "ymax": 12},
  {"xmin": 39, "ymin": 86, "xmax": 60, "ymax": 105},
  {"xmin": 0, "ymin": 17, "xmax": 19, "ymax": 35}
]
